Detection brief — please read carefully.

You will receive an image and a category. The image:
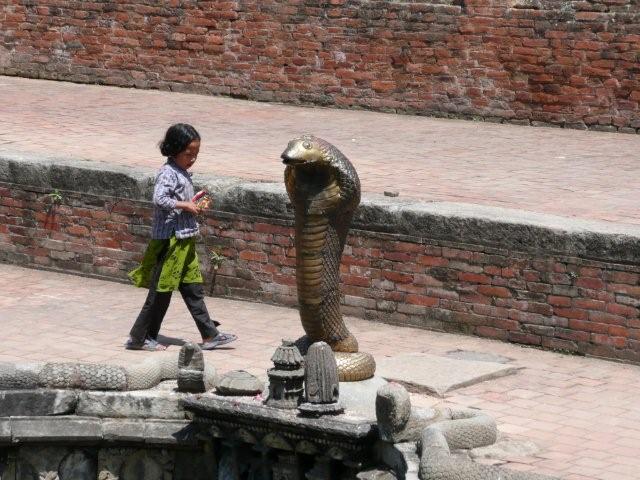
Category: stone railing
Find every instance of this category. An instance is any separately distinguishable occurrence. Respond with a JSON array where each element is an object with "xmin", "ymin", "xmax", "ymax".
[
  {"xmin": 0, "ymin": 389, "xmax": 213, "ymax": 479},
  {"xmin": 1, "ymin": 152, "xmax": 640, "ymax": 363}
]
